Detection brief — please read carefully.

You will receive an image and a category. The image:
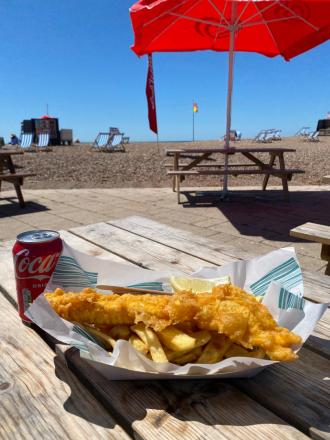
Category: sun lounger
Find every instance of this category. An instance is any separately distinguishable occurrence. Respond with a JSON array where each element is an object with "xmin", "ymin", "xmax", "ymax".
[
  {"xmin": 19, "ymin": 133, "xmax": 34, "ymax": 150},
  {"xmin": 295, "ymin": 127, "xmax": 310, "ymax": 136},
  {"xmin": 303, "ymin": 131, "xmax": 319, "ymax": 142},
  {"xmin": 93, "ymin": 132, "xmax": 111, "ymax": 150},
  {"xmin": 273, "ymin": 129, "xmax": 282, "ymax": 140},
  {"xmin": 36, "ymin": 133, "xmax": 51, "ymax": 151},
  {"xmin": 253, "ymin": 130, "xmax": 266, "ymax": 142},
  {"xmin": 107, "ymin": 133, "xmax": 126, "ymax": 152}
]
